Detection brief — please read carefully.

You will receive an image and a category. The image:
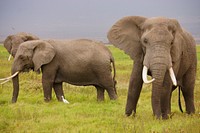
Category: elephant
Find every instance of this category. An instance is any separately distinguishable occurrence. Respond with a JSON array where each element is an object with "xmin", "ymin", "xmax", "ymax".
[
  {"xmin": 107, "ymin": 16, "xmax": 197, "ymax": 119},
  {"xmin": 1, "ymin": 39, "xmax": 117, "ymax": 103},
  {"xmin": 2, "ymin": 32, "xmax": 67, "ymax": 102},
  {"xmin": 4, "ymin": 32, "xmax": 39, "ymax": 60}
]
